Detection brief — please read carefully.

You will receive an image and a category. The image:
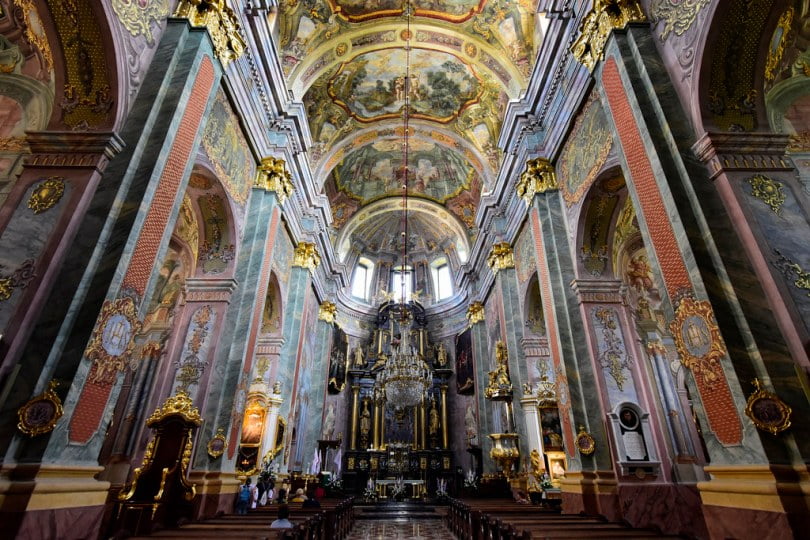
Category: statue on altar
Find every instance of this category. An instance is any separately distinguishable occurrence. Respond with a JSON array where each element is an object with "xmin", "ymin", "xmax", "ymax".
[
  {"xmin": 359, "ymin": 400, "xmax": 371, "ymax": 448},
  {"xmin": 353, "ymin": 345, "xmax": 365, "ymax": 367},
  {"xmin": 429, "ymin": 398, "xmax": 440, "ymax": 447},
  {"xmin": 465, "ymin": 403, "xmax": 477, "ymax": 446},
  {"xmin": 530, "ymin": 448, "xmax": 544, "ymax": 477},
  {"xmin": 323, "ymin": 403, "xmax": 336, "ymax": 440},
  {"xmin": 435, "ymin": 342, "xmax": 448, "ymax": 367},
  {"xmin": 485, "ymin": 341, "xmax": 513, "ymax": 399}
]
